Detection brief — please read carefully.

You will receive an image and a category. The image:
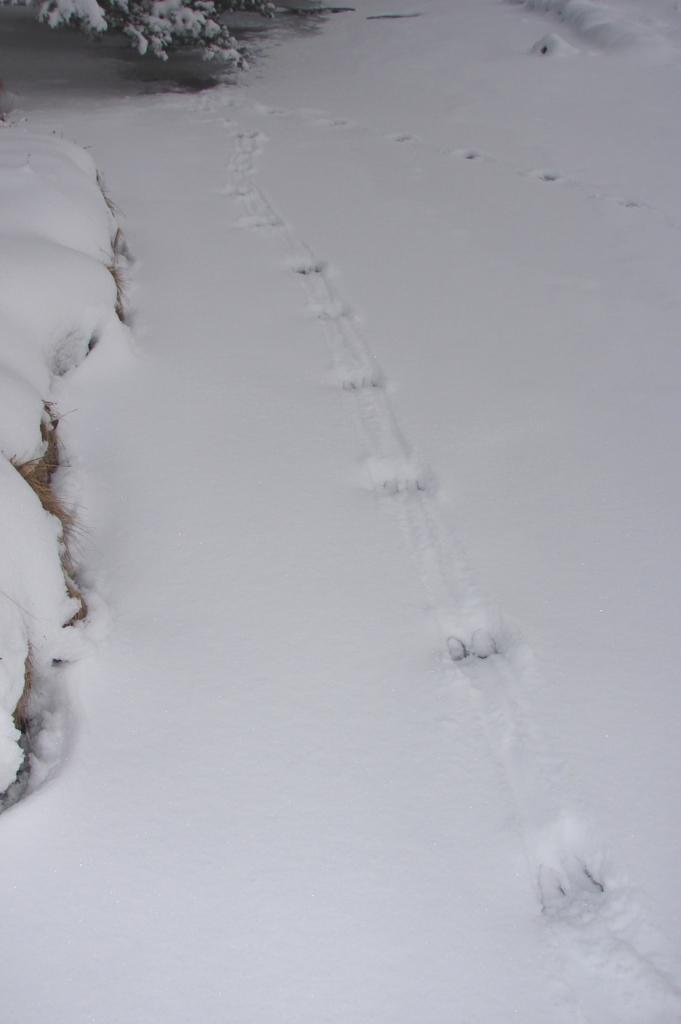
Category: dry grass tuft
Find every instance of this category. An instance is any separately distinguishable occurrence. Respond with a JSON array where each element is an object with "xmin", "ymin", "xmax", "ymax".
[
  {"xmin": 112, "ymin": 226, "xmax": 131, "ymax": 263},
  {"xmin": 11, "ymin": 405, "xmax": 87, "ymax": 627},
  {"xmin": 96, "ymin": 171, "xmax": 119, "ymax": 217},
  {"xmin": 108, "ymin": 227, "xmax": 130, "ymax": 323},
  {"xmin": 13, "ymin": 410, "xmax": 73, "ymax": 532},
  {"xmin": 107, "ymin": 260, "xmax": 127, "ymax": 322},
  {"xmin": 65, "ymin": 575, "xmax": 87, "ymax": 625},
  {"xmin": 4, "ymin": 167, "xmax": 125, "ymax": 747},
  {"xmin": 97, "ymin": 174, "xmax": 129, "ymax": 323},
  {"xmin": 13, "ymin": 649, "xmax": 33, "ymax": 735}
]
